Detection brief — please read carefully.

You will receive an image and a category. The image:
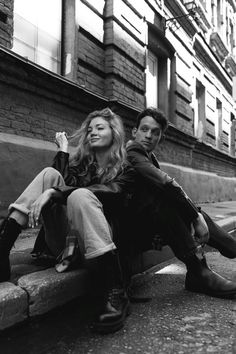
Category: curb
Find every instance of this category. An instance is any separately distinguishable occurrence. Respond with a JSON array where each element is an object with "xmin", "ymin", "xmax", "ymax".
[
  {"xmin": 216, "ymin": 216, "xmax": 236, "ymax": 232},
  {"xmin": 0, "ymin": 217, "xmax": 235, "ymax": 331},
  {"xmin": 0, "ymin": 267, "xmax": 91, "ymax": 331}
]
